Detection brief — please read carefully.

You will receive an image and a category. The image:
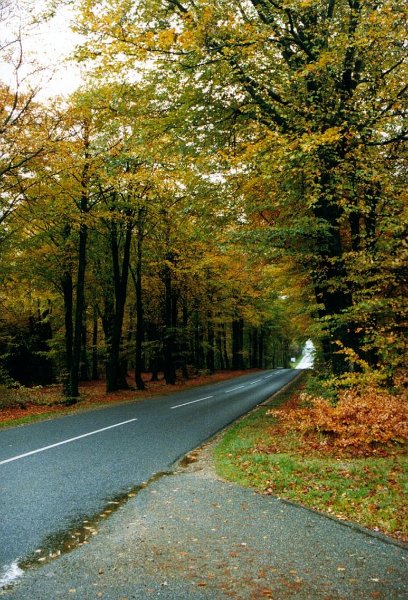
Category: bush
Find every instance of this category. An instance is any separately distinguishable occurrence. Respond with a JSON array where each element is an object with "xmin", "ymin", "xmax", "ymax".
[
  {"xmin": 0, "ymin": 385, "xmax": 27, "ymax": 410},
  {"xmin": 269, "ymin": 385, "xmax": 408, "ymax": 454}
]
